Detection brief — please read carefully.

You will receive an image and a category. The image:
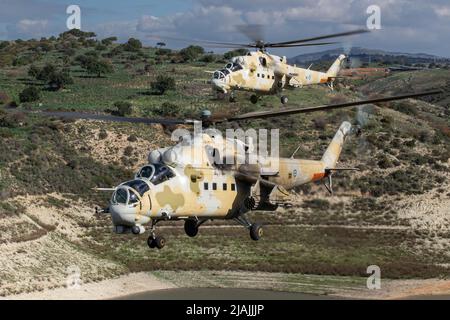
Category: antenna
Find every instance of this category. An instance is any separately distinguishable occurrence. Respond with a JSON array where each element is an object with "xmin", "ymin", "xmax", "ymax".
[{"xmin": 290, "ymin": 145, "xmax": 302, "ymax": 158}]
